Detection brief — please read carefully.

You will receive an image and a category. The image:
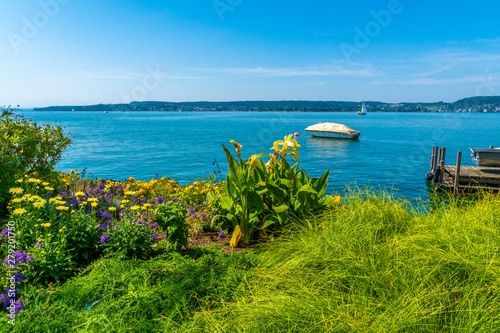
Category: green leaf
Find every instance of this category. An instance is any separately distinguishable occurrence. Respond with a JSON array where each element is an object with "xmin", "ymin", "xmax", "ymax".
[
  {"xmin": 313, "ymin": 169, "xmax": 330, "ymax": 197},
  {"xmin": 273, "ymin": 204, "xmax": 289, "ymax": 214},
  {"xmin": 222, "ymin": 144, "xmax": 247, "ymax": 192},
  {"xmin": 219, "ymin": 196, "xmax": 234, "ymax": 210},
  {"xmin": 263, "ymin": 216, "xmax": 279, "ymax": 229},
  {"xmin": 248, "ymin": 190, "xmax": 265, "ymax": 212},
  {"xmin": 298, "ymin": 184, "xmax": 318, "ymax": 195}
]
